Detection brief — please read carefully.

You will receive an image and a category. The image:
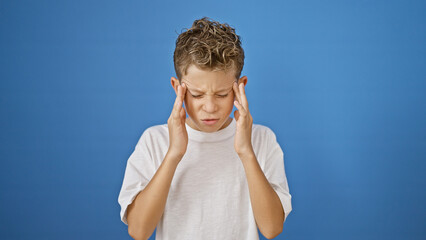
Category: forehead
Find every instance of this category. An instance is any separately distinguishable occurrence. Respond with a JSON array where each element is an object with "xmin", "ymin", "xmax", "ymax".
[{"xmin": 181, "ymin": 65, "xmax": 236, "ymax": 92}]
